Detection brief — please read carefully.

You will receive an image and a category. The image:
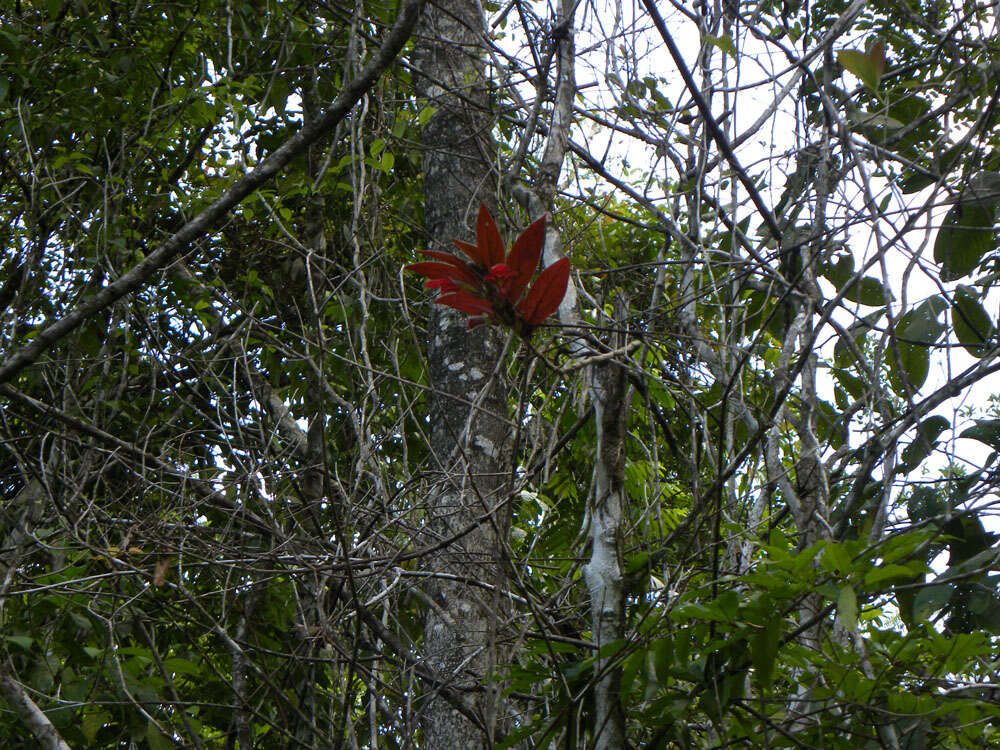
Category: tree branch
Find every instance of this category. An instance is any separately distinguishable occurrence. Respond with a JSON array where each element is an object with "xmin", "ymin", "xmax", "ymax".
[
  {"xmin": 0, "ymin": 0, "xmax": 427, "ymax": 386},
  {"xmin": 0, "ymin": 668, "xmax": 72, "ymax": 750}
]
